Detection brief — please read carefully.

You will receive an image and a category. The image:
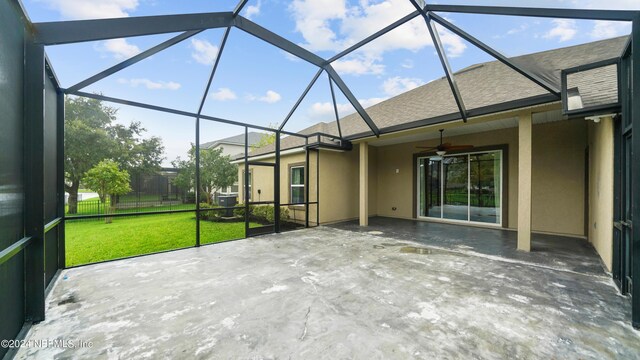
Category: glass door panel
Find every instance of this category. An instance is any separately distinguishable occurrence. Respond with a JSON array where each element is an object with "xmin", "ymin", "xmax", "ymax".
[
  {"xmin": 442, "ymin": 155, "xmax": 469, "ymax": 221},
  {"xmin": 419, "ymin": 158, "xmax": 442, "ymax": 217},
  {"xmin": 469, "ymin": 152, "xmax": 501, "ymax": 224}
]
